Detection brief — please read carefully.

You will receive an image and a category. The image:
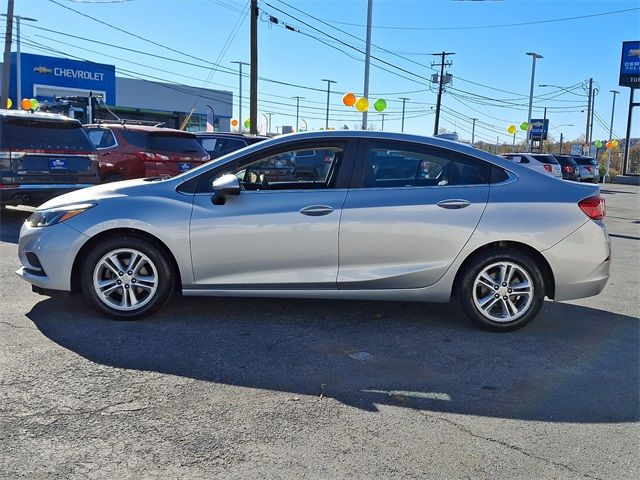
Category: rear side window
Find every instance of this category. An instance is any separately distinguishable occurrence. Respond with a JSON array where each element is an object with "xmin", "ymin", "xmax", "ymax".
[
  {"xmin": 362, "ymin": 143, "xmax": 491, "ymax": 188},
  {"xmin": 1, "ymin": 118, "xmax": 94, "ymax": 151},
  {"xmin": 148, "ymin": 134, "xmax": 207, "ymax": 154},
  {"xmin": 119, "ymin": 129, "xmax": 148, "ymax": 148},
  {"xmin": 85, "ymin": 128, "xmax": 116, "ymax": 149},
  {"xmin": 532, "ymin": 155, "xmax": 558, "ymax": 164}
]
